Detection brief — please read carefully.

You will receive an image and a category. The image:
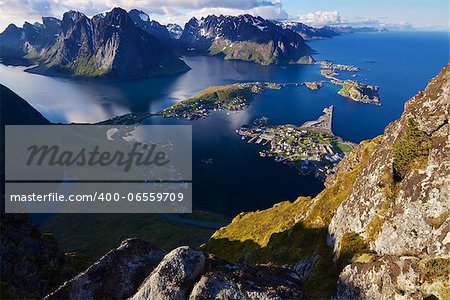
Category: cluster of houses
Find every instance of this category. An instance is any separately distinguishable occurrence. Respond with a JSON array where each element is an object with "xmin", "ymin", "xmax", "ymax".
[{"xmin": 238, "ymin": 123, "xmax": 348, "ymax": 181}]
